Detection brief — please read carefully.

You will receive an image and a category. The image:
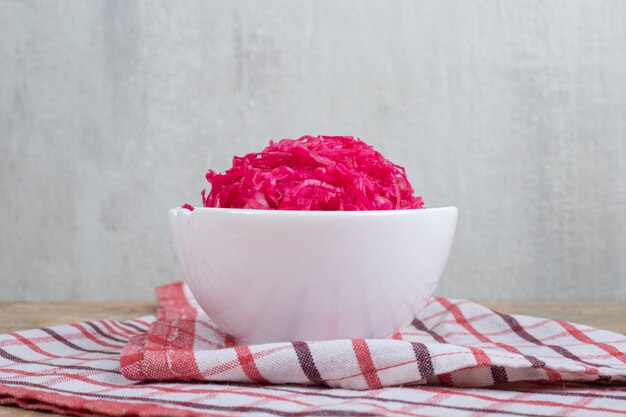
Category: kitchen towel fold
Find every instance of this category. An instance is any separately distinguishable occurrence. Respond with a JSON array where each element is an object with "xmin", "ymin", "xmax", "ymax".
[
  {"xmin": 1, "ymin": 281, "xmax": 625, "ymax": 417},
  {"xmin": 120, "ymin": 283, "xmax": 626, "ymax": 389}
]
